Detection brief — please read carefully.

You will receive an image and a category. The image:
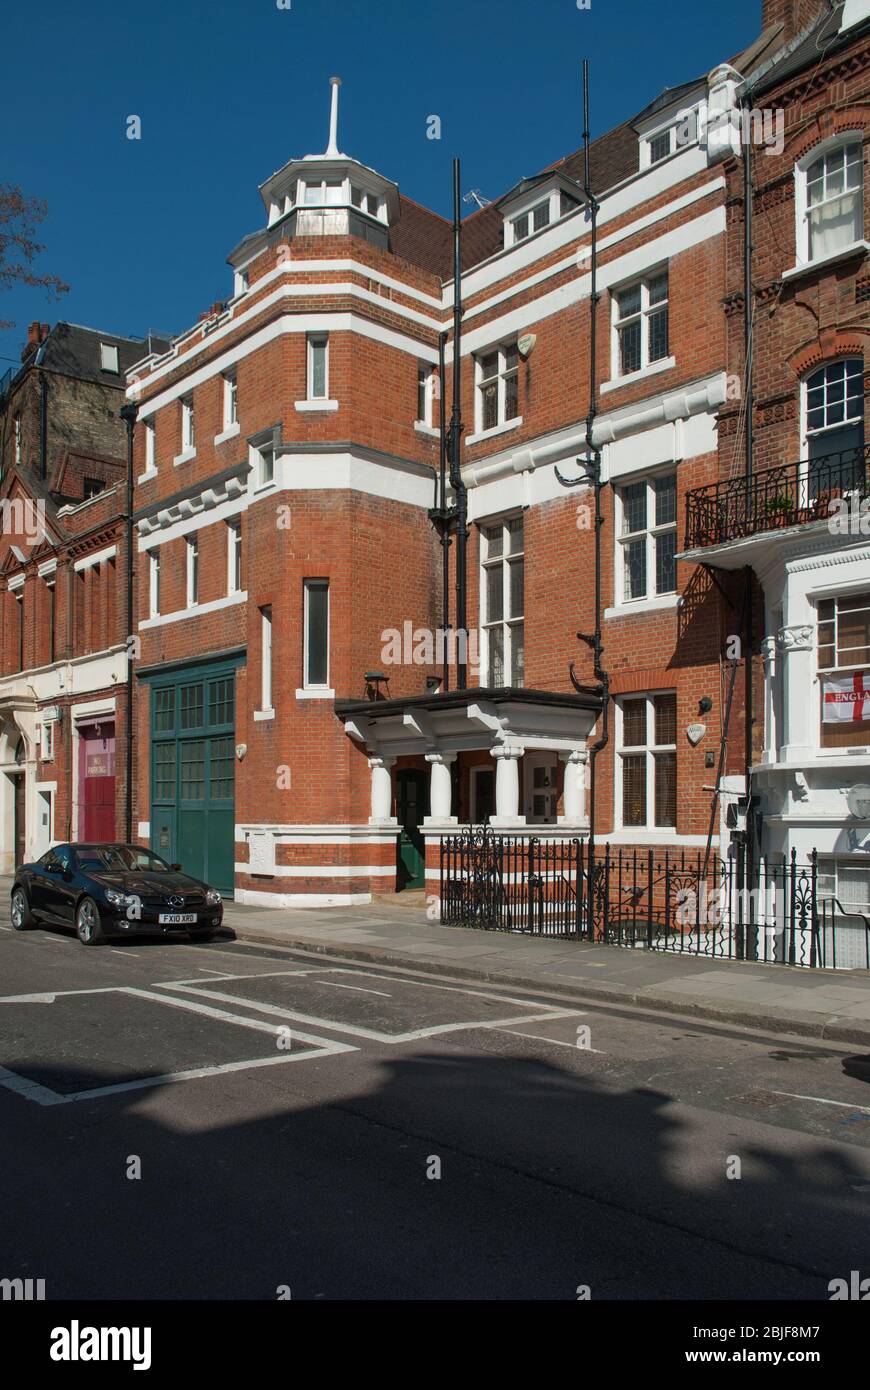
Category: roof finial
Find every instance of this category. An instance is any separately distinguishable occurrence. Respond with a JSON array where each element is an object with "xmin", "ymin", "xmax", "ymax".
[{"xmin": 326, "ymin": 76, "xmax": 342, "ymax": 157}]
